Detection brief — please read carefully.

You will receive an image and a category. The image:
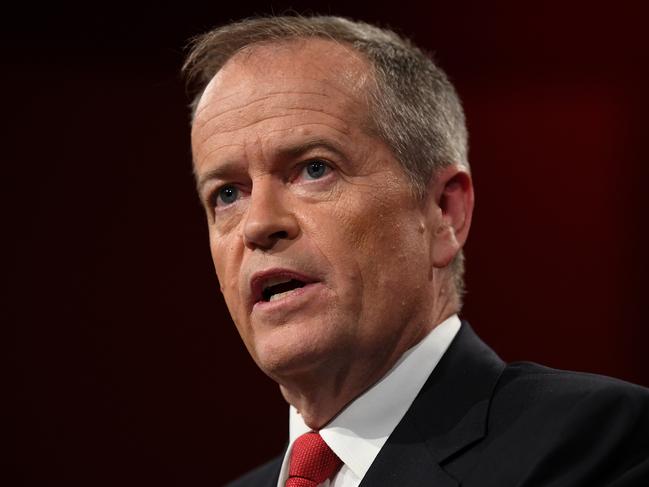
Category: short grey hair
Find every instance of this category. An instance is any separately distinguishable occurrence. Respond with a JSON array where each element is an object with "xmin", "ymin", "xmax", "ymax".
[{"xmin": 183, "ymin": 15, "xmax": 469, "ymax": 301}]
